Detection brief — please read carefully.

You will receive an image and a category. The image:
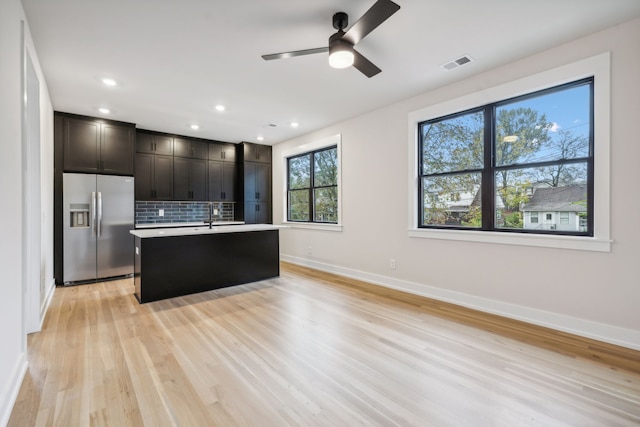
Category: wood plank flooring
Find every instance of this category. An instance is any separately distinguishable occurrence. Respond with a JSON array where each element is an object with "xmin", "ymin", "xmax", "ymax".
[{"xmin": 8, "ymin": 262, "xmax": 640, "ymax": 426}]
